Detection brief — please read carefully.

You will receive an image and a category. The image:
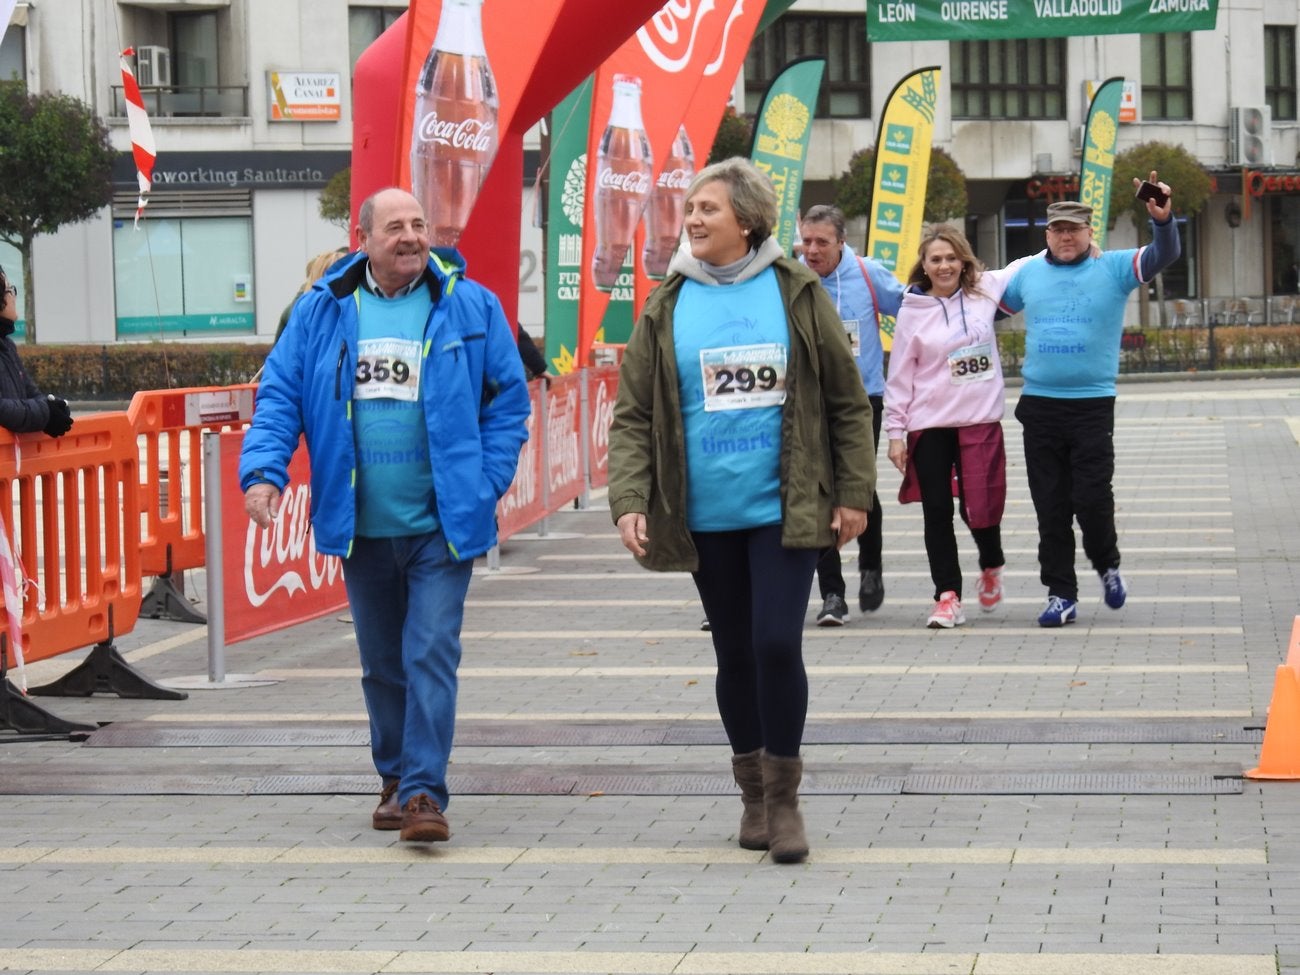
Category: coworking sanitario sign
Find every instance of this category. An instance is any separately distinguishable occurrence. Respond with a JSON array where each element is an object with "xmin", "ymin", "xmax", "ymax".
[{"xmin": 867, "ymin": 0, "xmax": 1218, "ymax": 41}]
